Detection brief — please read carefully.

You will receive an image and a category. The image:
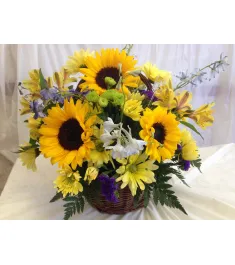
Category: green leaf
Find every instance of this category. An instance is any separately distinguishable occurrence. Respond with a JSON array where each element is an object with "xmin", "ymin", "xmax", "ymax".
[
  {"xmin": 191, "ymin": 158, "xmax": 202, "ymax": 173},
  {"xmin": 180, "ymin": 121, "xmax": 204, "ymax": 140},
  {"xmin": 144, "ymin": 185, "xmax": 151, "ymax": 208},
  {"xmin": 50, "ymin": 192, "xmax": 63, "ymax": 203},
  {"xmin": 39, "ymin": 68, "xmax": 48, "ymax": 90}
]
